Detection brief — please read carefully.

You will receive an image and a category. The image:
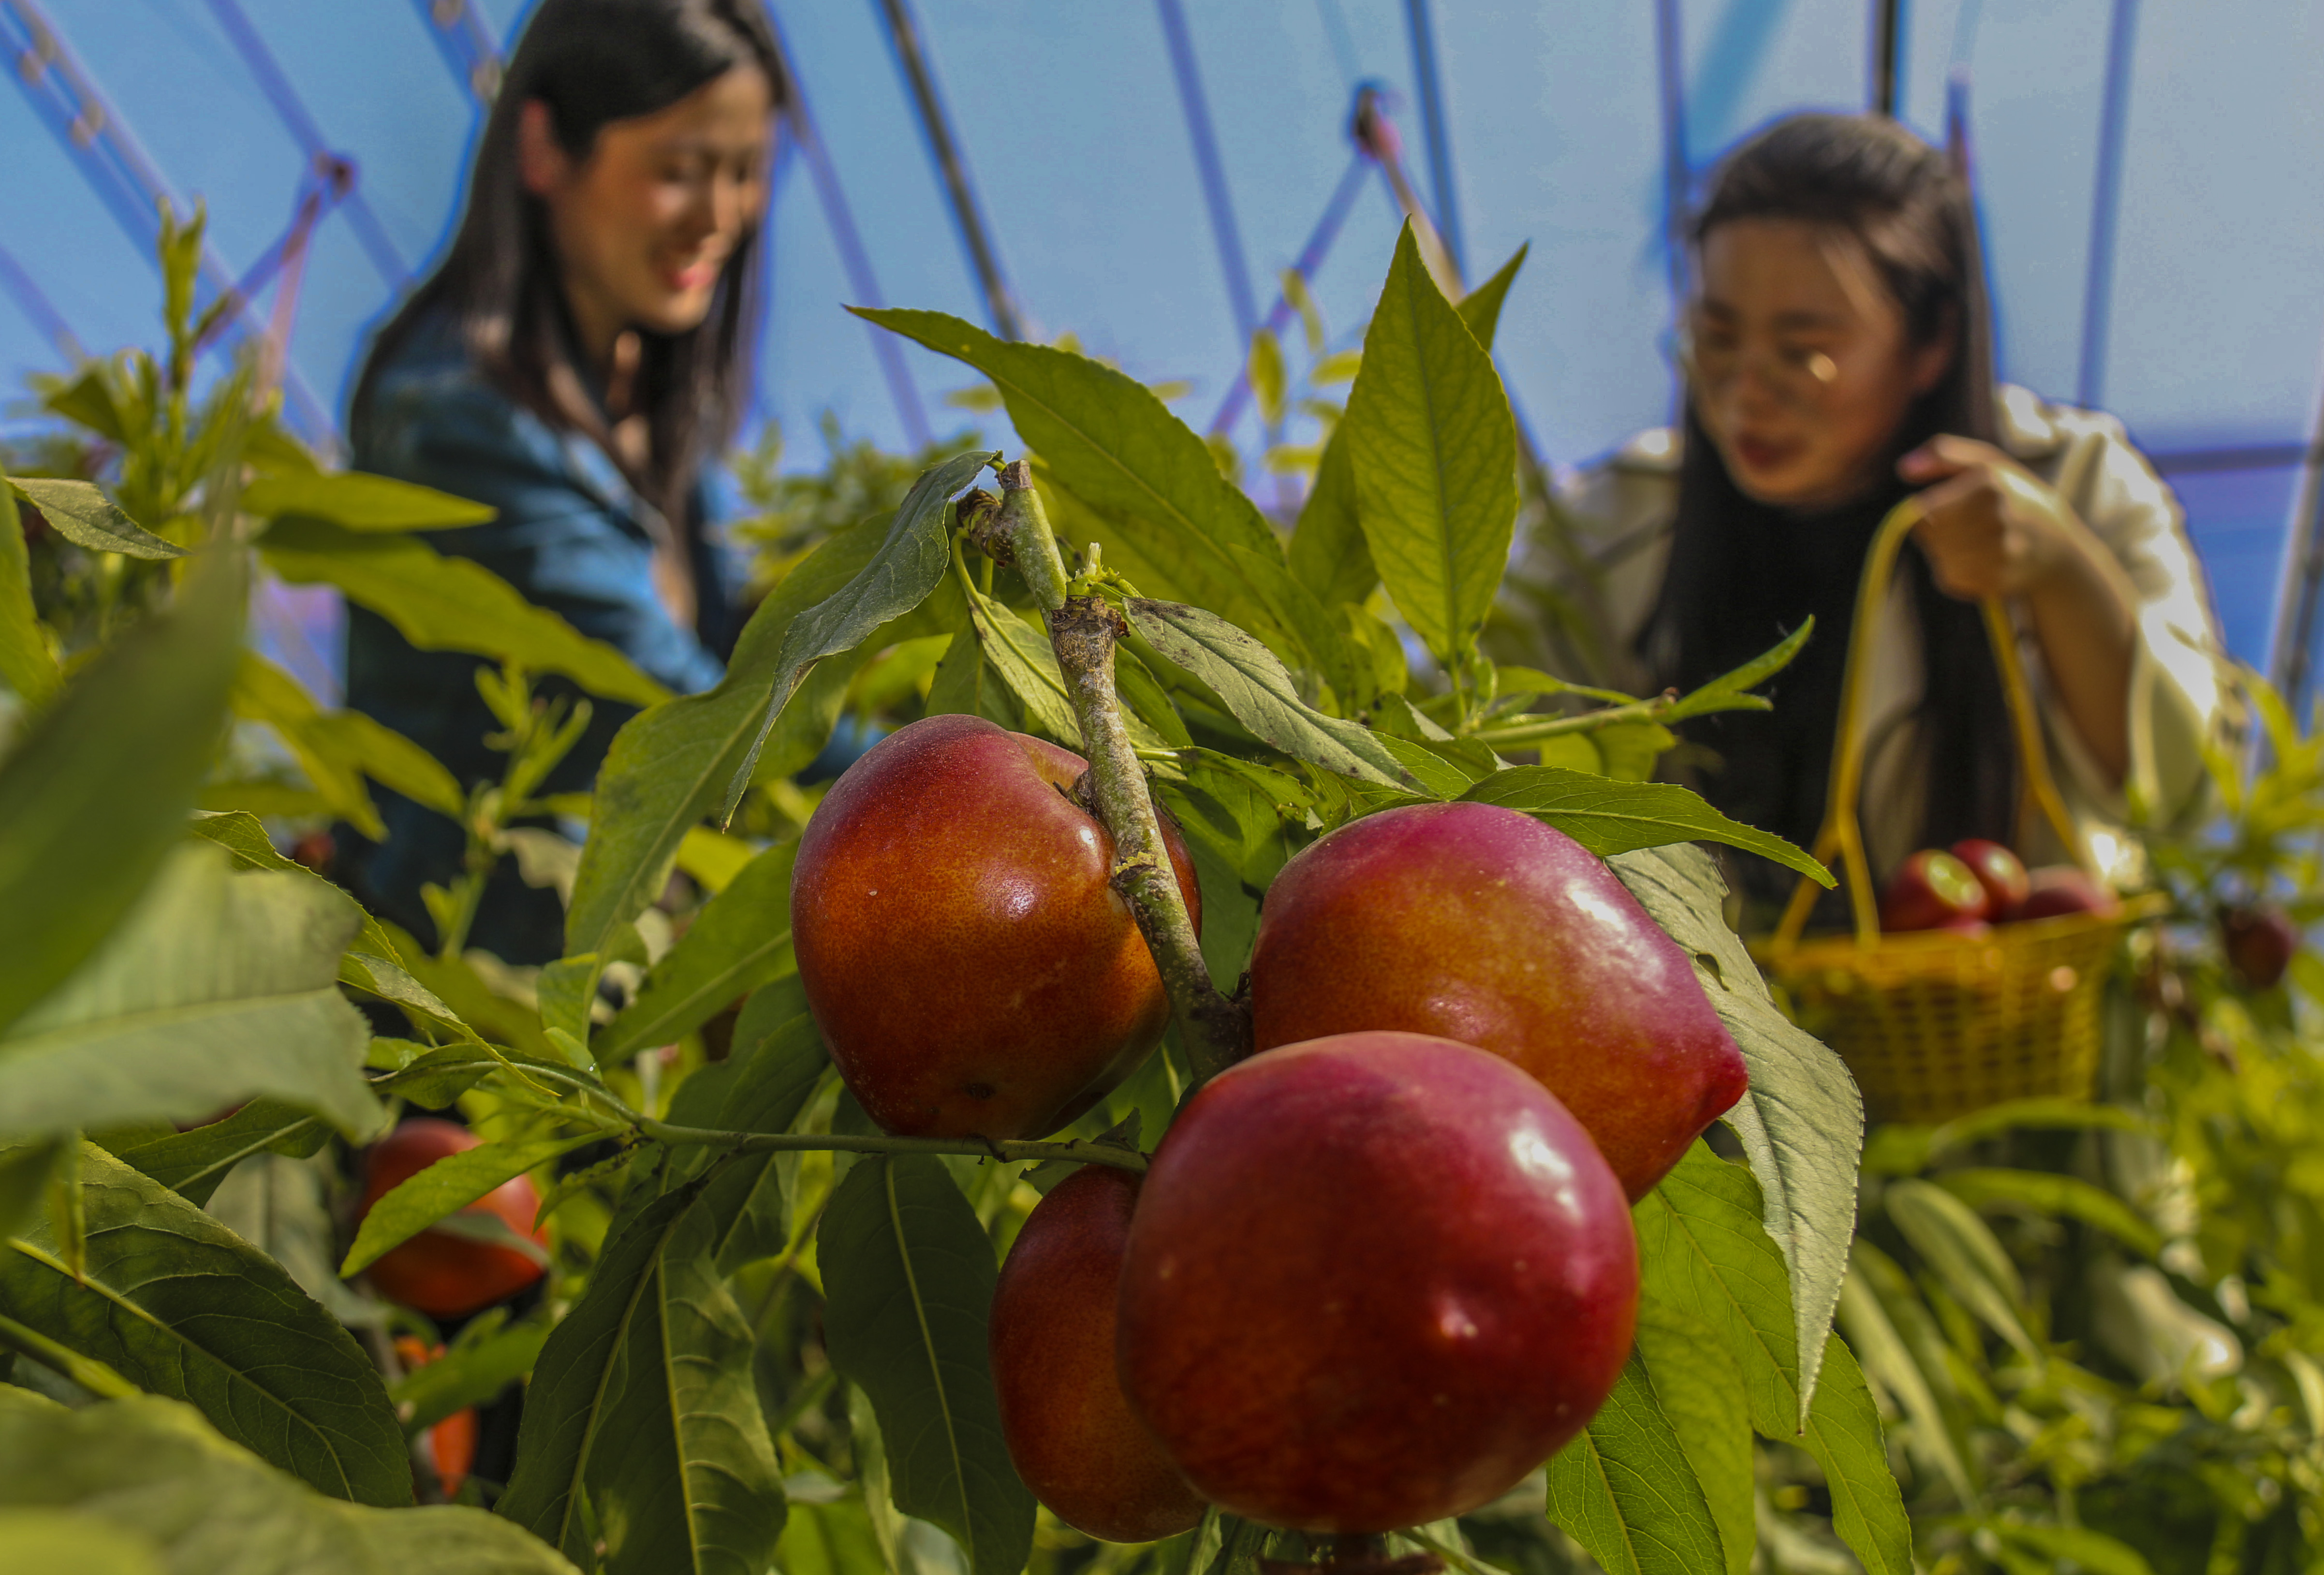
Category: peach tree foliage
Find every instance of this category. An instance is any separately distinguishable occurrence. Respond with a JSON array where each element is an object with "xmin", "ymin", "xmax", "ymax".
[{"xmin": 0, "ymin": 219, "xmax": 1905, "ymax": 1575}]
